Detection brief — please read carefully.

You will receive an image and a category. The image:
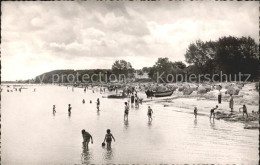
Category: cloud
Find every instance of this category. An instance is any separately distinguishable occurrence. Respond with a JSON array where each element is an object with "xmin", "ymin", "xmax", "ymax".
[{"xmin": 1, "ymin": 1, "xmax": 259, "ymax": 81}]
